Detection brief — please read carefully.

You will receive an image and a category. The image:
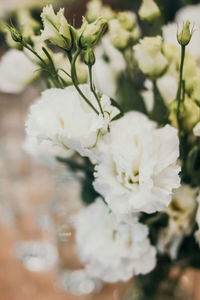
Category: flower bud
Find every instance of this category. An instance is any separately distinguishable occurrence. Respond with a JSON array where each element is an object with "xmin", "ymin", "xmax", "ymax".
[
  {"xmin": 118, "ymin": 11, "xmax": 137, "ymax": 31},
  {"xmin": 79, "ymin": 17, "xmax": 108, "ymax": 49},
  {"xmin": 86, "ymin": 0, "xmax": 115, "ymax": 23},
  {"xmin": 139, "ymin": 0, "xmax": 160, "ymax": 22},
  {"xmin": 133, "ymin": 36, "xmax": 168, "ymax": 78},
  {"xmin": 108, "ymin": 19, "xmax": 135, "ymax": 51},
  {"xmin": 177, "ymin": 21, "xmax": 192, "ymax": 46},
  {"xmin": 8, "ymin": 26, "xmax": 23, "ymax": 43},
  {"xmin": 41, "ymin": 5, "xmax": 75, "ymax": 50},
  {"xmin": 169, "ymin": 97, "xmax": 200, "ymax": 132},
  {"xmin": 84, "ymin": 48, "xmax": 96, "ymax": 66}
]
